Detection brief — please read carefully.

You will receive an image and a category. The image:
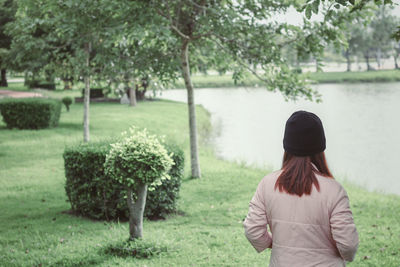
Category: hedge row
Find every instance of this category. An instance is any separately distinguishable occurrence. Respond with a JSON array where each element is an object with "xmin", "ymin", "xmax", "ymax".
[
  {"xmin": 81, "ymin": 88, "xmax": 109, "ymax": 98},
  {"xmin": 63, "ymin": 141, "xmax": 184, "ymax": 221},
  {"xmin": 26, "ymin": 80, "xmax": 56, "ymax": 90},
  {"xmin": 0, "ymin": 98, "xmax": 61, "ymax": 129}
]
